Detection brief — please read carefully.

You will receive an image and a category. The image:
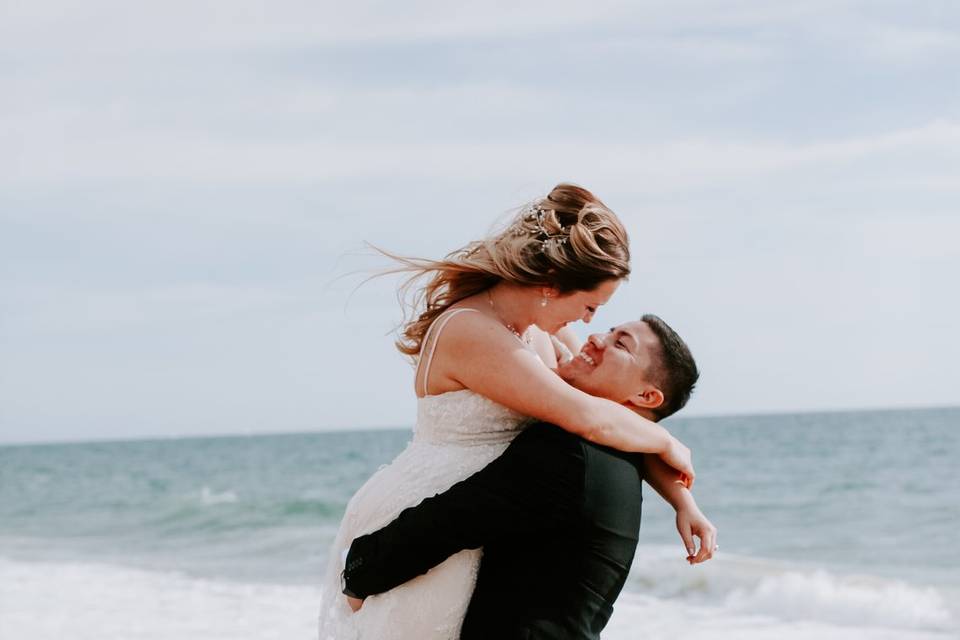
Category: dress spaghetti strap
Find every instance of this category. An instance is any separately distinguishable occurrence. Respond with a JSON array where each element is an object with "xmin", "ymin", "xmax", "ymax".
[{"xmin": 415, "ymin": 308, "xmax": 480, "ymax": 397}]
